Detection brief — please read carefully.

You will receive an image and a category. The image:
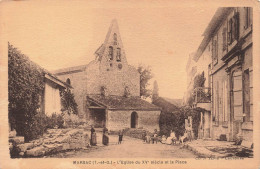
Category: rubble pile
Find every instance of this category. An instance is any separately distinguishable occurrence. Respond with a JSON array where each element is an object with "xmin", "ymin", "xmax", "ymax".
[{"xmin": 9, "ymin": 128, "xmax": 90, "ymax": 158}]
